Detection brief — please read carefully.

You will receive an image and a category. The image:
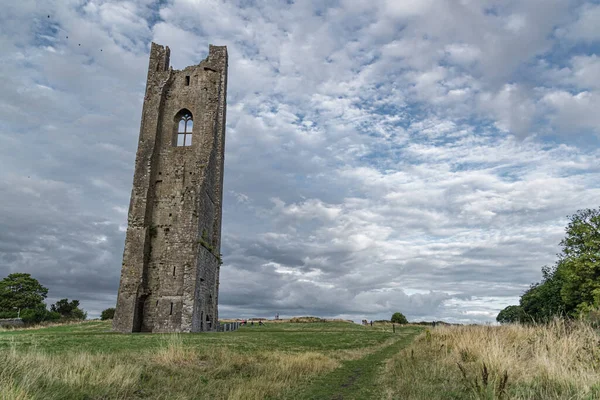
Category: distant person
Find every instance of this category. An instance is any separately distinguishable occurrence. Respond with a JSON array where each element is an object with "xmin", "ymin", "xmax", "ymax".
[
  {"xmin": 370, "ymin": 320, "xmax": 373, "ymax": 326},
  {"xmin": 251, "ymin": 321, "xmax": 254, "ymax": 326},
  {"xmin": 259, "ymin": 320, "xmax": 264, "ymax": 326}
]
